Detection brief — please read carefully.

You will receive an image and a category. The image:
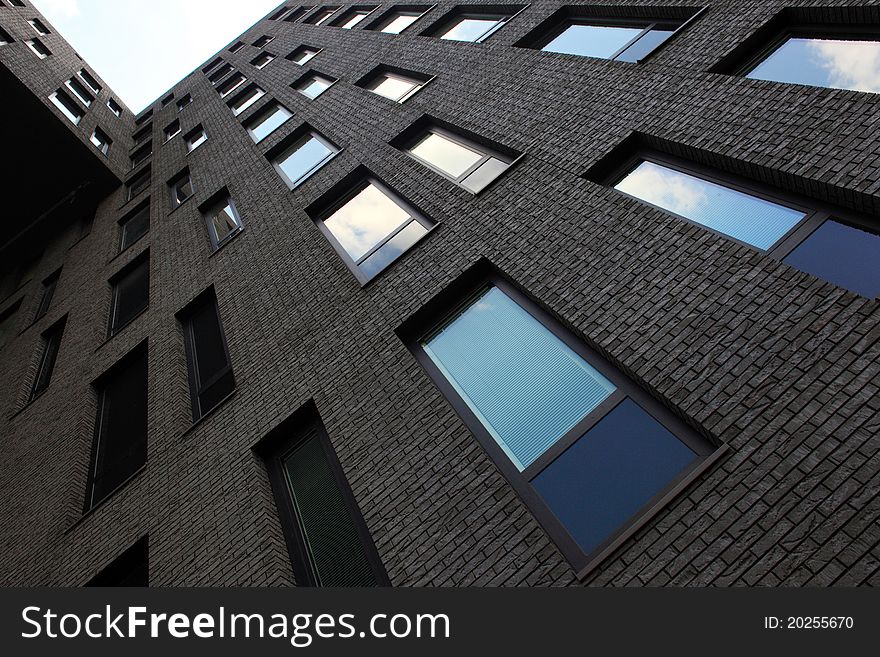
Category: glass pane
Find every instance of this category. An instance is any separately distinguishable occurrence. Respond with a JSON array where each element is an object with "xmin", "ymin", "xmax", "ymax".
[
  {"xmin": 276, "ymin": 135, "xmax": 333, "ymax": 188},
  {"xmin": 381, "ymin": 14, "xmax": 419, "ymax": 34},
  {"xmin": 747, "ymin": 36, "xmax": 880, "ymax": 94},
  {"xmin": 293, "ymin": 50, "xmax": 317, "ymax": 65},
  {"xmin": 323, "ymin": 183, "xmax": 411, "ymax": 261},
  {"xmin": 283, "ymin": 430, "xmax": 378, "ymax": 586},
  {"xmin": 232, "ymin": 88, "xmax": 264, "ymax": 115},
  {"xmin": 615, "ymin": 27, "xmax": 674, "ymax": 62},
  {"xmin": 190, "ymin": 301, "xmax": 228, "ymax": 387},
  {"xmin": 250, "ymin": 106, "xmax": 291, "ymax": 142},
  {"xmin": 615, "ymin": 161, "xmax": 805, "ymax": 250},
  {"xmin": 532, "ymin": 398, "xmax": 698, "ymax": 556},
  {"xmin": 188, "ymin": 131, "xmax": 207, "ymax": 151},
  {"xmin": 299, "ymin": 77, "xmax": 332, "ymax": 98},
  {"xmin": 783, "ymin": 219, "xmax": 880, "ymax": 298},
  {"xmin": 423, "ymin": 286, "xmax": 617, "ymax": 471},
  {"xmin": 462, "ymin": 156, "xmax": 509, "ymax": 193},
  {"xmin": 211, "ymin": 203, "xmax": 241, "ymax": 244},
  {"xmin": 410, "ymin": 132, "xmax": 483, "ymax": 178},
  {"xmin": 112, "ymin": 261, "xmax": 149, "ymax": 331},
  {"xmin": 543, "ymin": 23, "xmax": 643, "ymax": 59},
  {"xmin": 370, "ymin": 74, "xmax": 419, "ymax": 101},
  {"xmin": 359, "ymin": 219, "xmax": 427, "ymax": 277},
  {"xmin": 121, "ymin": 207, "xmax": 149, "ymax": 249},
  {"xmin": 341, "ymin": 12, "xmax": 368, "ymax": 29},
  {"xmin": 441, "ymin": 18, "xmax": 500, "ymax": 42}
]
